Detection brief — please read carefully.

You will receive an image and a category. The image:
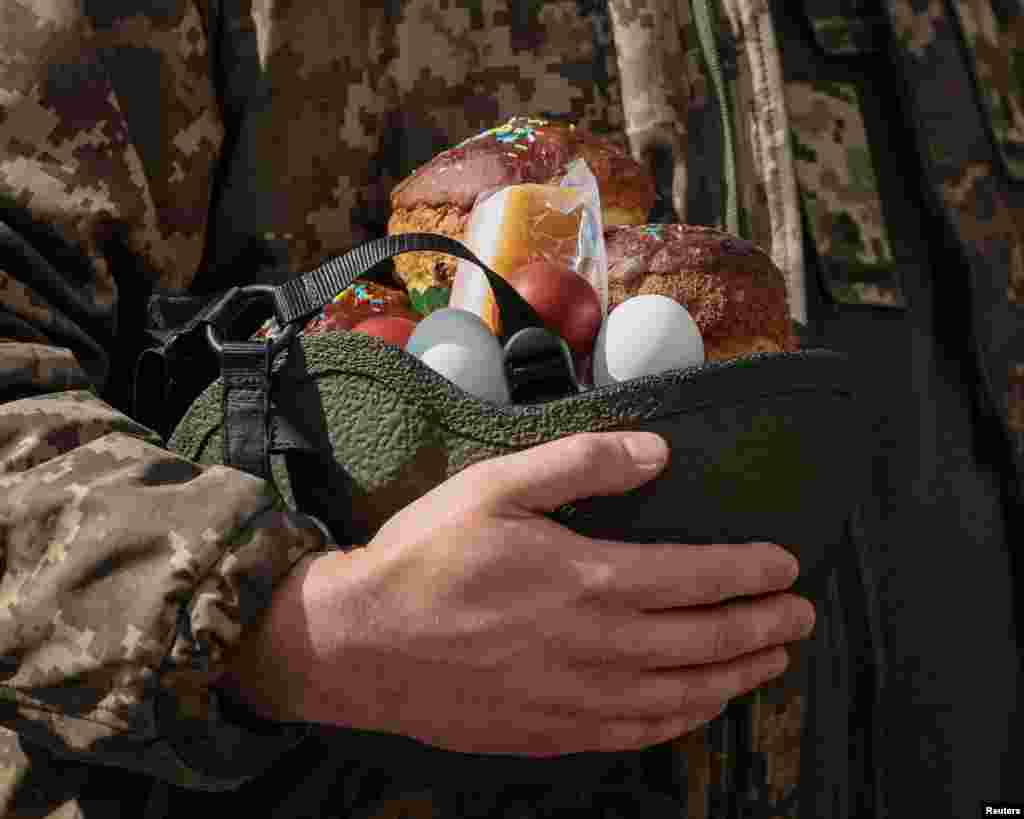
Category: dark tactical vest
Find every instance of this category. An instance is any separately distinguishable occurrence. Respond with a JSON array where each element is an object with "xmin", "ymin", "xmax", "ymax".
[
  {"xmin": 793, "ymin": 0, "xmax": 1024, "ymax": 509},
  {"xmin": 689, "ymin": 0, "xmax": 1023, "ymax": 816},
  {"xmin": 159, "ymin": 1, "xmax": 1021, "ymax": 817}
]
